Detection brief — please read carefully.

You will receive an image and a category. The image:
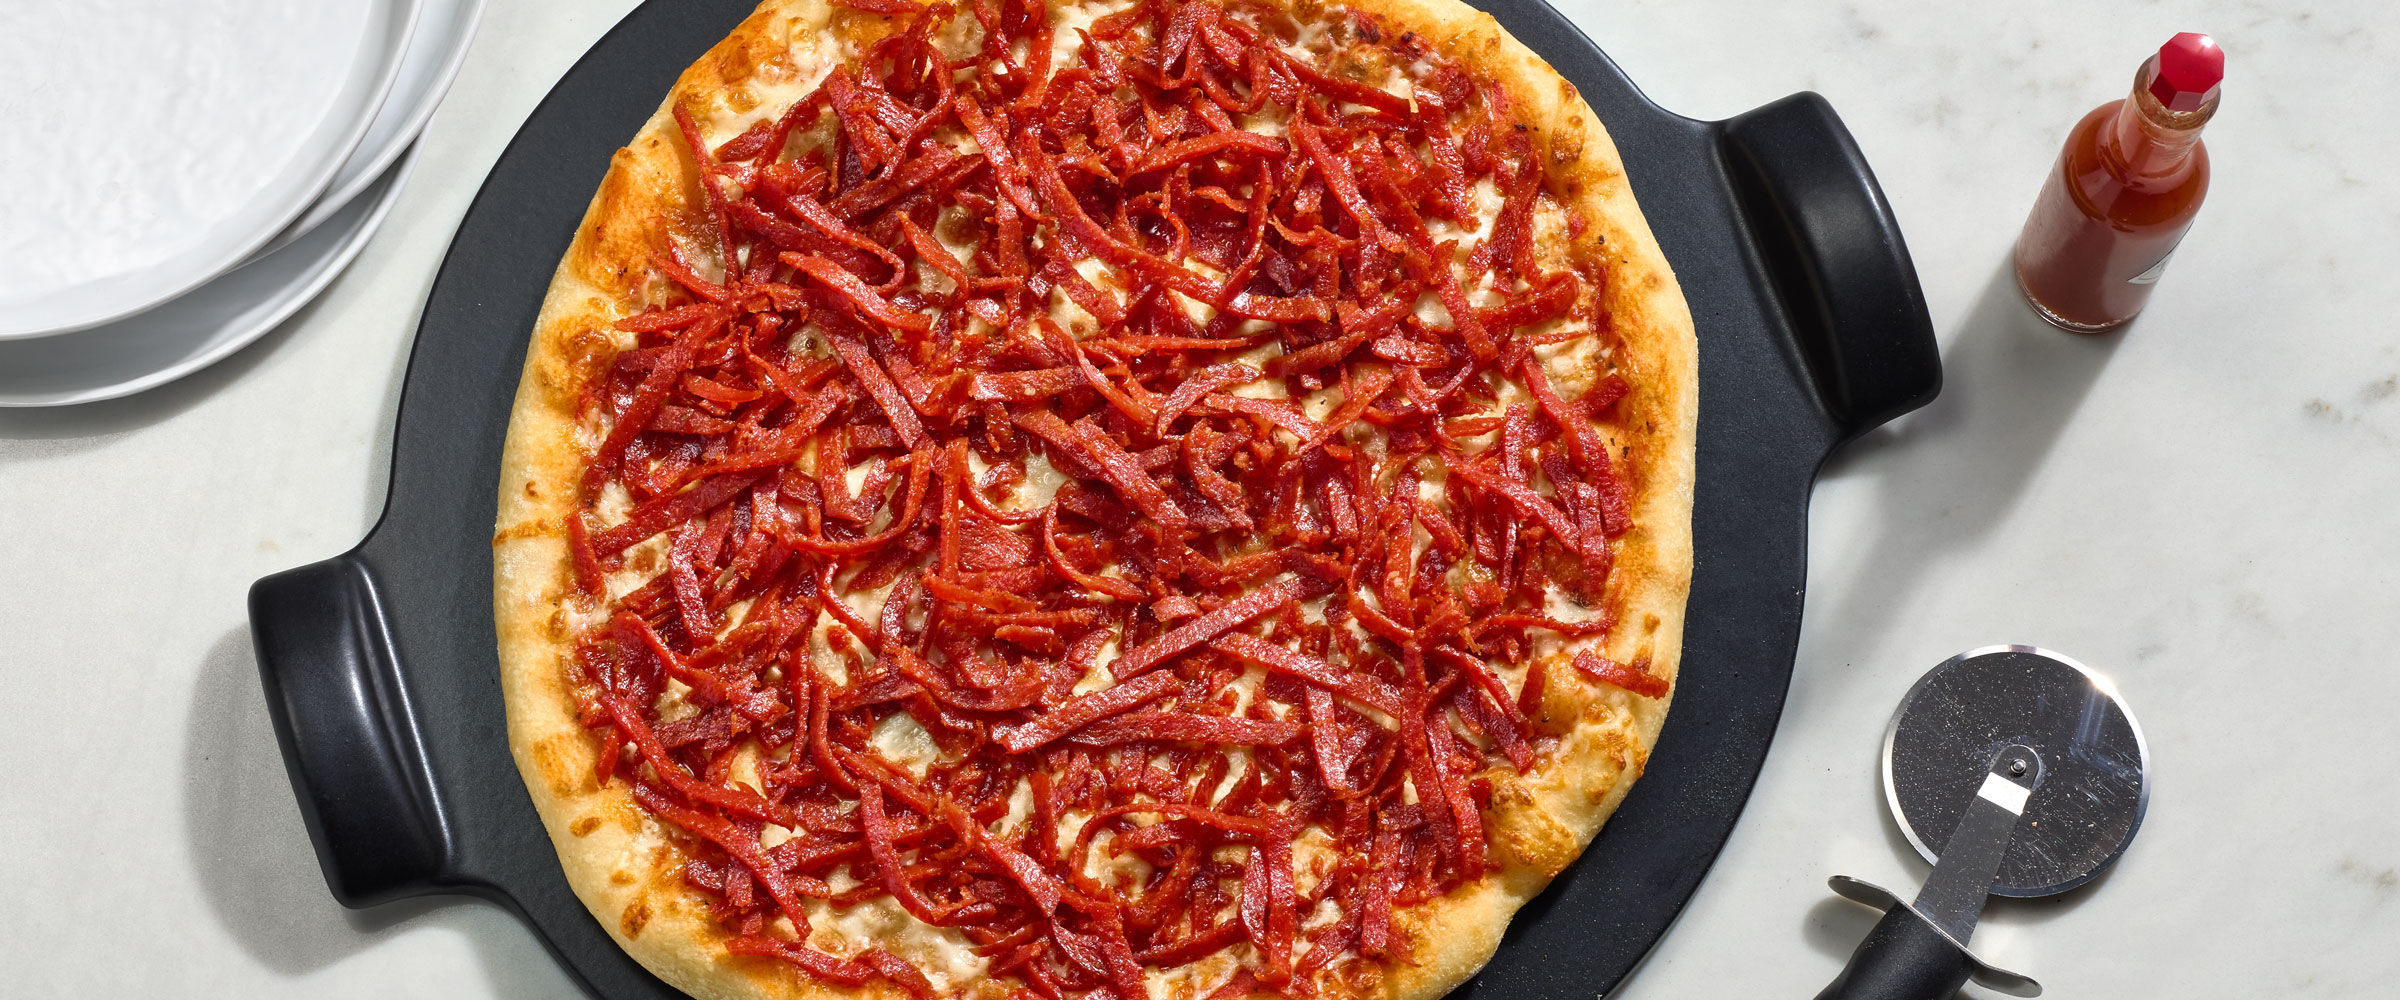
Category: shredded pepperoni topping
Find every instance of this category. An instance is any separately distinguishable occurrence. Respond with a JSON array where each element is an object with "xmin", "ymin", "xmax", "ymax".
[{"xmin": 562, "ymin": 0, "xmax": 1660, "ymax": 995}]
